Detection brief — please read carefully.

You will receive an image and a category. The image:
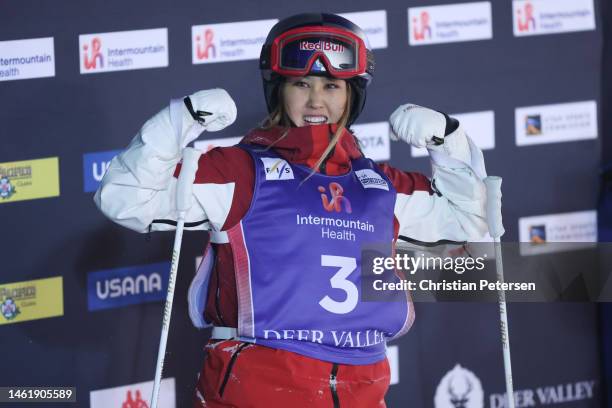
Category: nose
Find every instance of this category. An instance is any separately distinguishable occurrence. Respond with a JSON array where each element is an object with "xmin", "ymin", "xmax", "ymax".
[{"xmin": 307, "ymin": 86, "xmax": 325, "ymax": 109}]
